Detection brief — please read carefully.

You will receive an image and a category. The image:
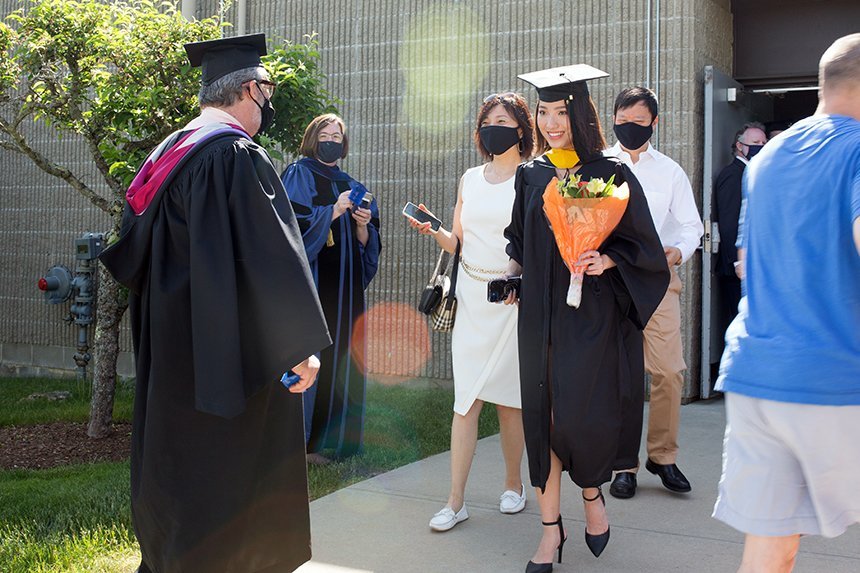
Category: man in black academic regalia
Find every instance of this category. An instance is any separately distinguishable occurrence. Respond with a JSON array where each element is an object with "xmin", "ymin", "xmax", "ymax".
[{"xmin": 99, "ymin": 33, "xmax": 331, "ymax": 573}]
